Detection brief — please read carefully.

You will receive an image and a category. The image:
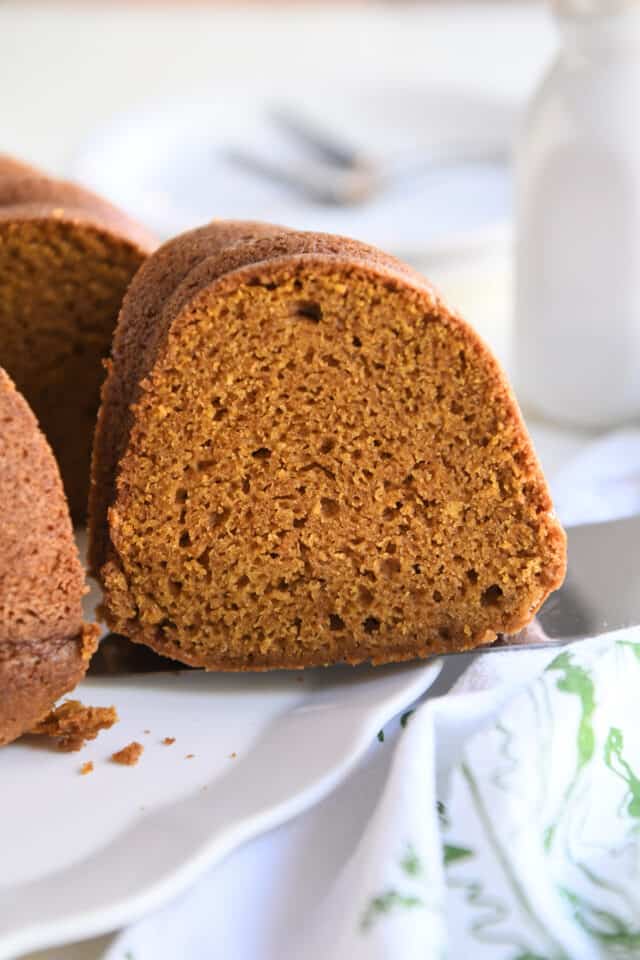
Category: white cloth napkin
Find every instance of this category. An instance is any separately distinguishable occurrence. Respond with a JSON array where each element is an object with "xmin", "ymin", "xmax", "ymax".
[{"xmin": 100, "ymin": 428, "xmax": 640, "ymax": 960}]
